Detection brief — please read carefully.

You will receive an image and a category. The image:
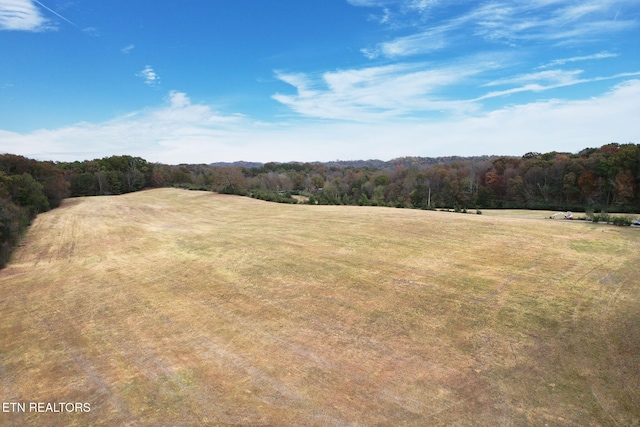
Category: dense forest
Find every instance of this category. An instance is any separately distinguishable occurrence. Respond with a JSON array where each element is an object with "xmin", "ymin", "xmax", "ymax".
[{"xmin": 1, "ymin": 143, "xmax": 639, "ymax": 267}]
